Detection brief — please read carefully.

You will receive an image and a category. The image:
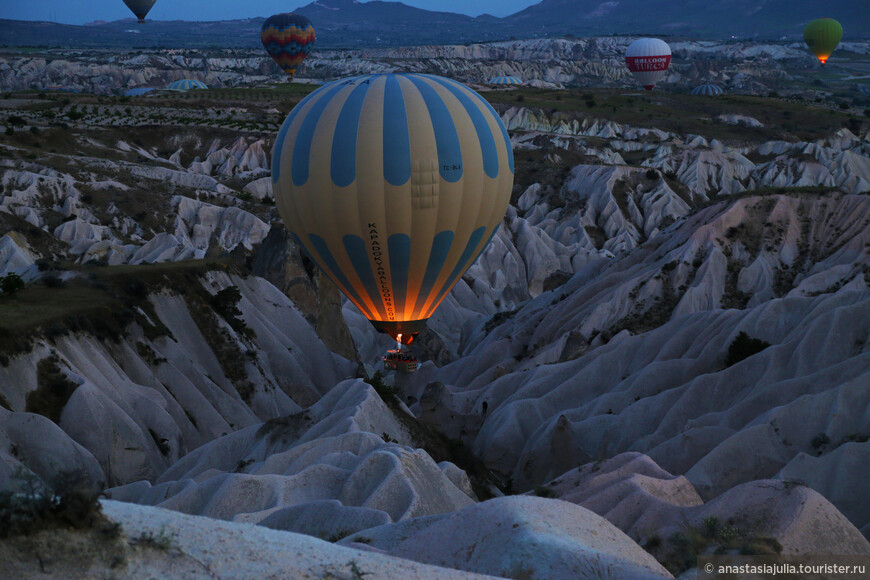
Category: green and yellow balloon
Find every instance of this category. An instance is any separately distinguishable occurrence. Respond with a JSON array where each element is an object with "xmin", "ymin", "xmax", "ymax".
[
  {"xmin": 272, "ymin": 74, "xmax": 514, "ymax": 345},
  {"xmin": 804, "ymin": 18, "xmax": 843, "ymax": 66}
]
